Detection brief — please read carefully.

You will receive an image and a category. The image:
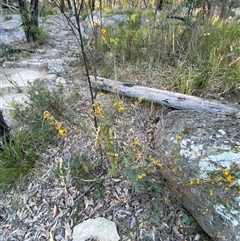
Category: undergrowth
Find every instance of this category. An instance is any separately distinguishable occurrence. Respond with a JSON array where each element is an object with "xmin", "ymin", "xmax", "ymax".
[{"xmin": 1, "ymin": 2, "xmax": 239, "ymax": 240}]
